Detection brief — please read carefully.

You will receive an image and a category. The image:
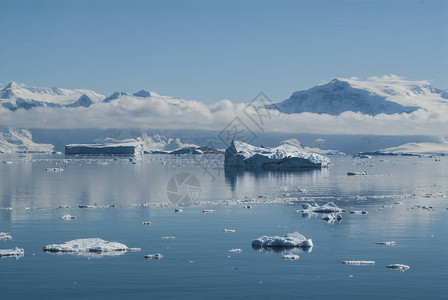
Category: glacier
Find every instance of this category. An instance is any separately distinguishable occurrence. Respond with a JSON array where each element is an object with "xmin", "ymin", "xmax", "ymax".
[{"xmin": 224, "ymin": 140, "xmax": 330, "ymax": 169}]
